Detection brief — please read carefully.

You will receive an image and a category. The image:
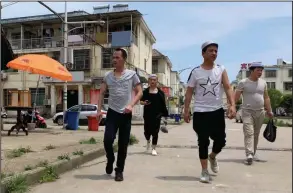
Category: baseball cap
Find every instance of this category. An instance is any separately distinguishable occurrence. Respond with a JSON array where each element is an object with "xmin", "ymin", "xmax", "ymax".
[
  {"xmin": 249, "ymin": 62, "xmax": 264, "ymax": 69},
  {"xmin": 201, "ymin": 41, "xmax": 218, "ymax": 50}
]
